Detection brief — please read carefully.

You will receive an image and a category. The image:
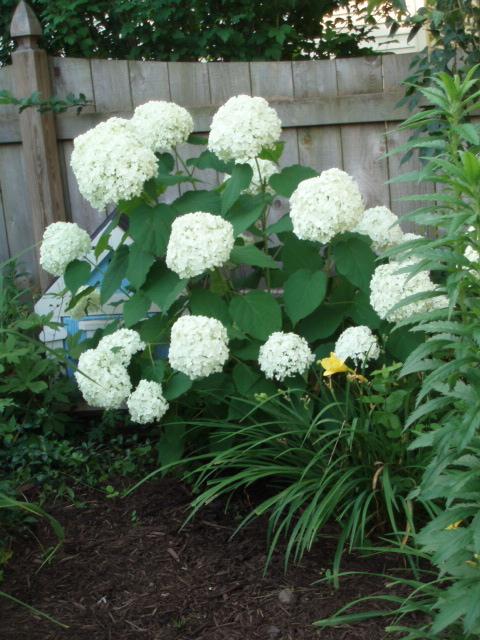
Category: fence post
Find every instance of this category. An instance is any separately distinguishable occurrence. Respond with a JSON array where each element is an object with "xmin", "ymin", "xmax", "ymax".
[{"xmin": 10, "ymin": 1, "xmax": 66, "ymax": 289}]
